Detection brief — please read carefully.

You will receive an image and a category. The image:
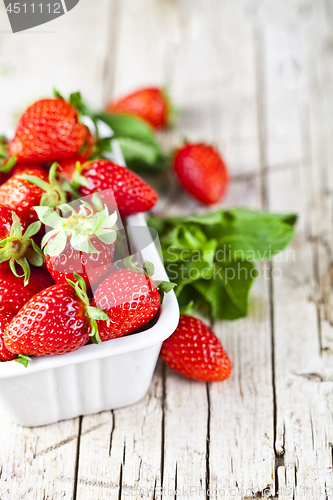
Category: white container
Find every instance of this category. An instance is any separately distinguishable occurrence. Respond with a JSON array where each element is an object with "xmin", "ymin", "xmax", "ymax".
[
  {"xmin": 0, "ymin": 213, "xmax": 179, "ymax": 427},
  {"xmin": 0, "ymin": 139, "xmax": 179, "ymax": 427}
]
